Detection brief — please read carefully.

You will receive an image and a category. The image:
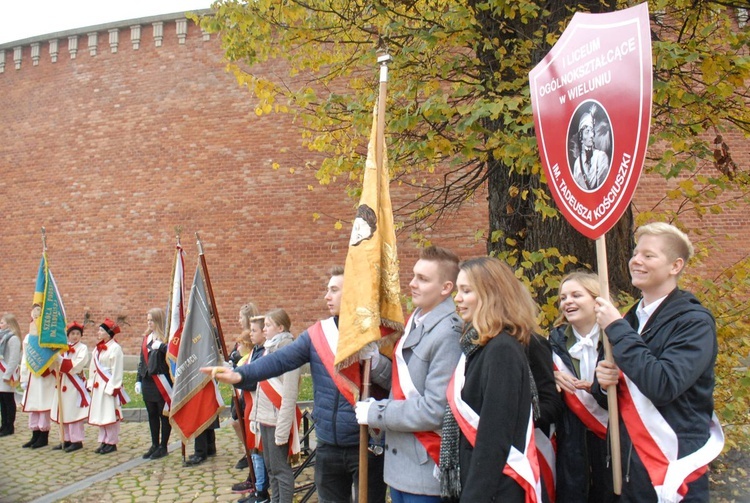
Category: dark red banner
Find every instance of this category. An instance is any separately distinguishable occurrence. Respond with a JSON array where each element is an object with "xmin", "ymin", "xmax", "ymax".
[{"xmin": 529, "ymin": 3, "xmax": 652, "ymax": 240}]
